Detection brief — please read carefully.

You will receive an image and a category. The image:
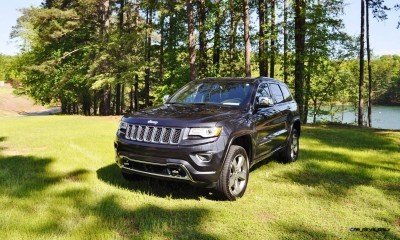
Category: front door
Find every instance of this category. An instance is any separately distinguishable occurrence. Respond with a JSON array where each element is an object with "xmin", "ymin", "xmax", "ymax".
[{"xmin": 254, "ymin": 82, "xmax": 284, "ymax": 160}]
